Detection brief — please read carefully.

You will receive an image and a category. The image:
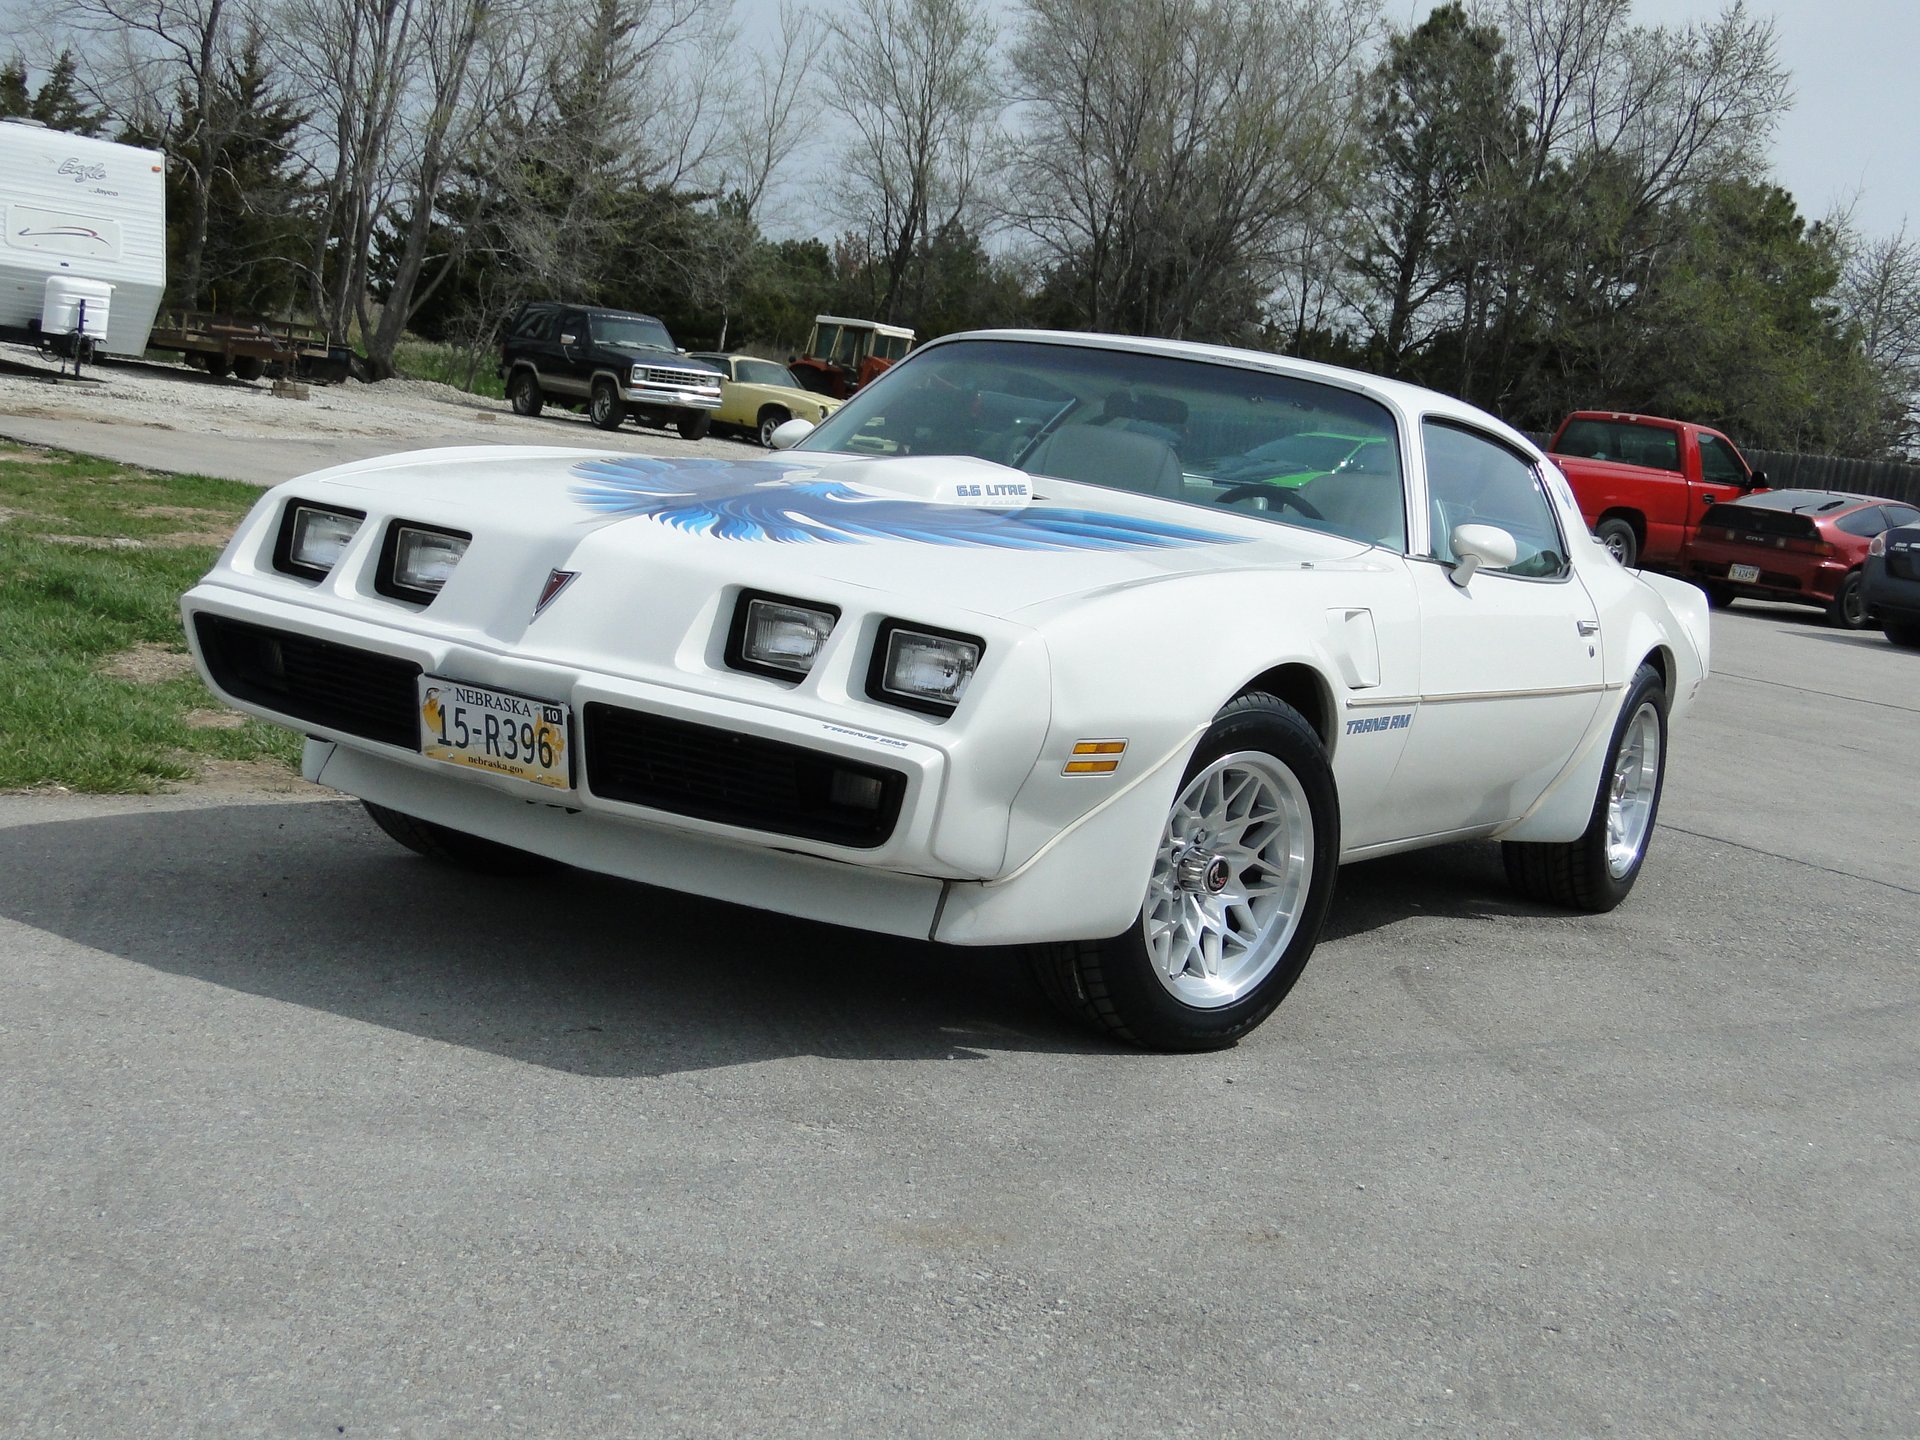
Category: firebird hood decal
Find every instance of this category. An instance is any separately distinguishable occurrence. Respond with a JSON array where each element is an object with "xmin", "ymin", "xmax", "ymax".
[{"xmin": 568, "ymin": 455, "xmax": 1245, "ymax": 552}]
